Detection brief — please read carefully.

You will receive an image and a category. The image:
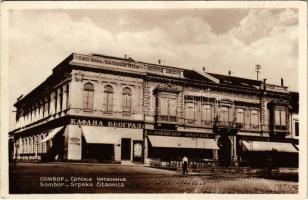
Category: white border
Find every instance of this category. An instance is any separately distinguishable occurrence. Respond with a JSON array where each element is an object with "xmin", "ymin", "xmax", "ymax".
[{"xmin": 1, "ymin": 1, "xmax": 307, "ymax": 199}]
